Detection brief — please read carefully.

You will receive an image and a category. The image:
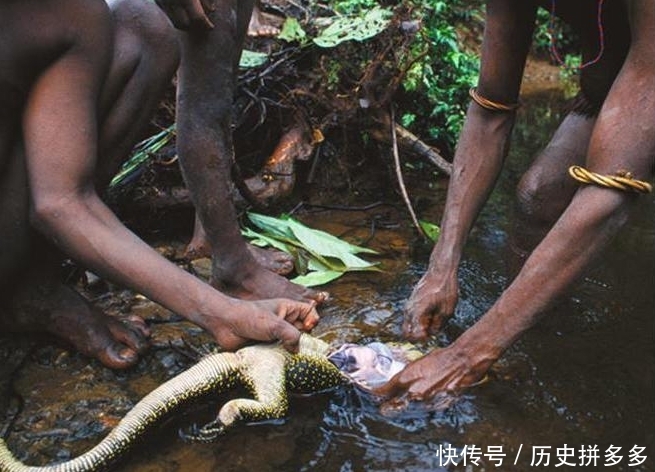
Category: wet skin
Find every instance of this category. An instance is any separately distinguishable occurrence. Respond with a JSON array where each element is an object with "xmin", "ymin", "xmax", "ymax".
[
  {"xmin": 0, "ymin": 0, "xmax": 318, "ymax": 369},
  {"xmin": 154, "ymin": 0, "xmax": 329, "ymax": 305},
  {"xmin": 381, "ymin": 0, "xmax": 655, "ymax": 403}
]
